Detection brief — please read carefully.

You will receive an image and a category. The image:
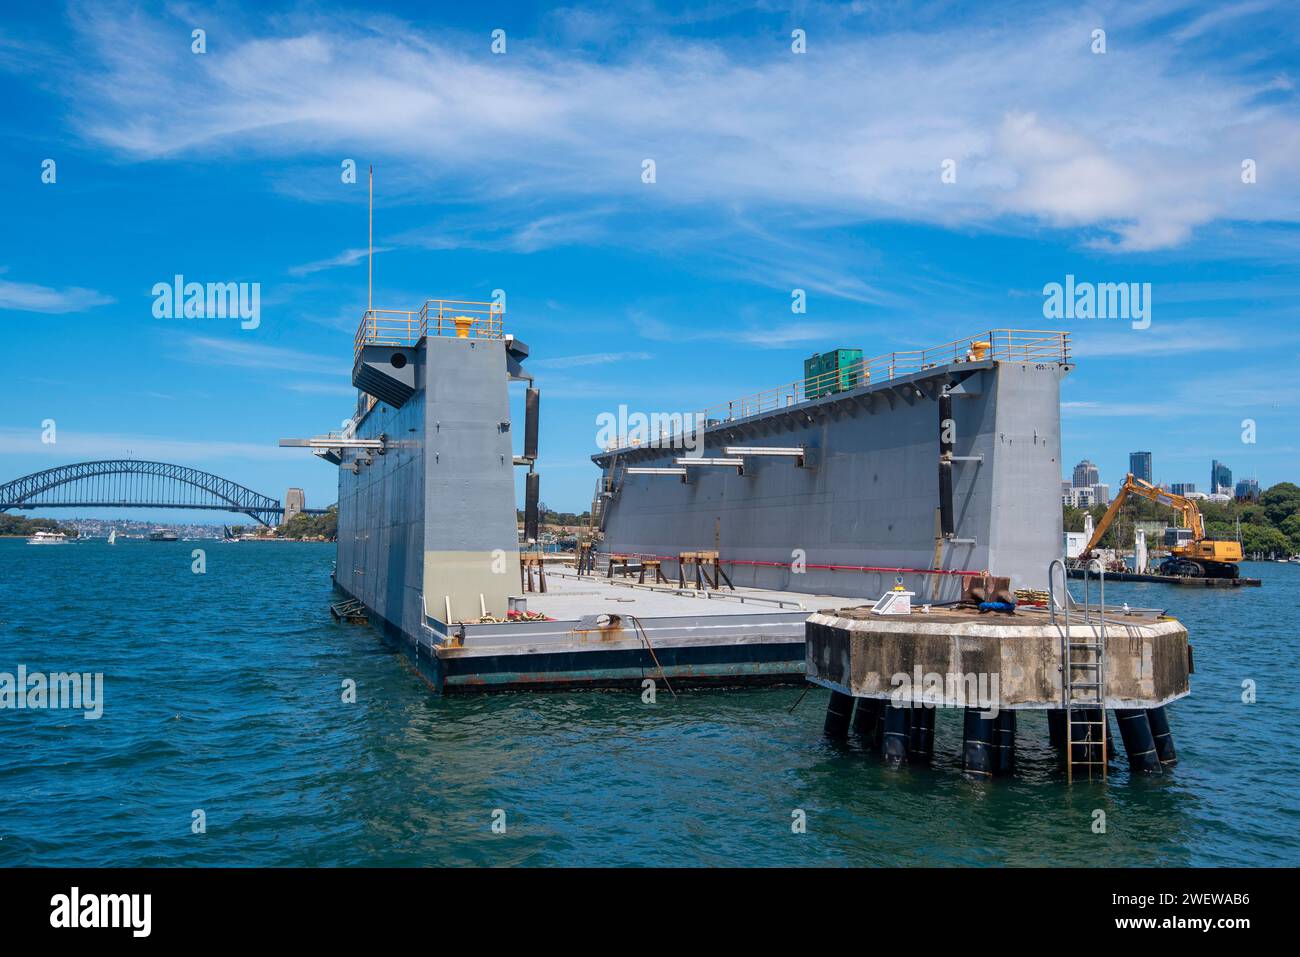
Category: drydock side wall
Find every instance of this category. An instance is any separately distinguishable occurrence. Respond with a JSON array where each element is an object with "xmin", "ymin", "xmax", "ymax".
[
  {"xmin": 596, "ymin": 360, "xmax": 1065, "ymax": 601},
  {"xmin": 336, "ymin": 351, "xmax": 427, "ymax": 644}
]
